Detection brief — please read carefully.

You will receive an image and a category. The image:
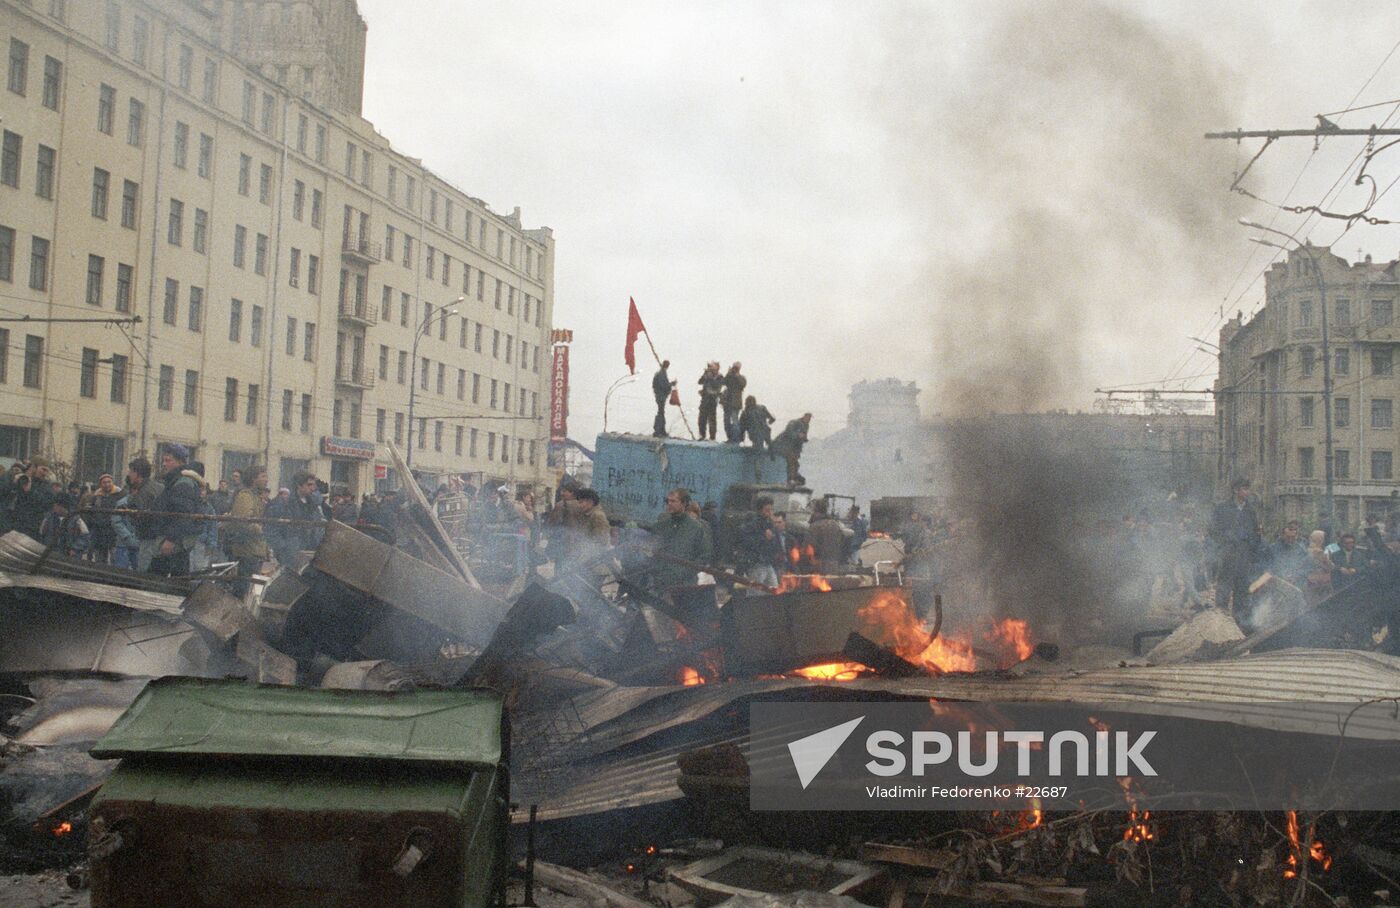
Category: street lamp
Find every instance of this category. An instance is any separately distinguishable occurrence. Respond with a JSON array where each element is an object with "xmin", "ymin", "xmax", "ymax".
[
  {"xmin": 602, "ymin": 373, "xmax": 637, "ymax": 434},
  {"xmin": 406, "ymin": 296, "xmax": 465, "ymax": 468},
  {"xmin": 1240, "ymin": 218, "xmax": 1335, "ymax": 536}
]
